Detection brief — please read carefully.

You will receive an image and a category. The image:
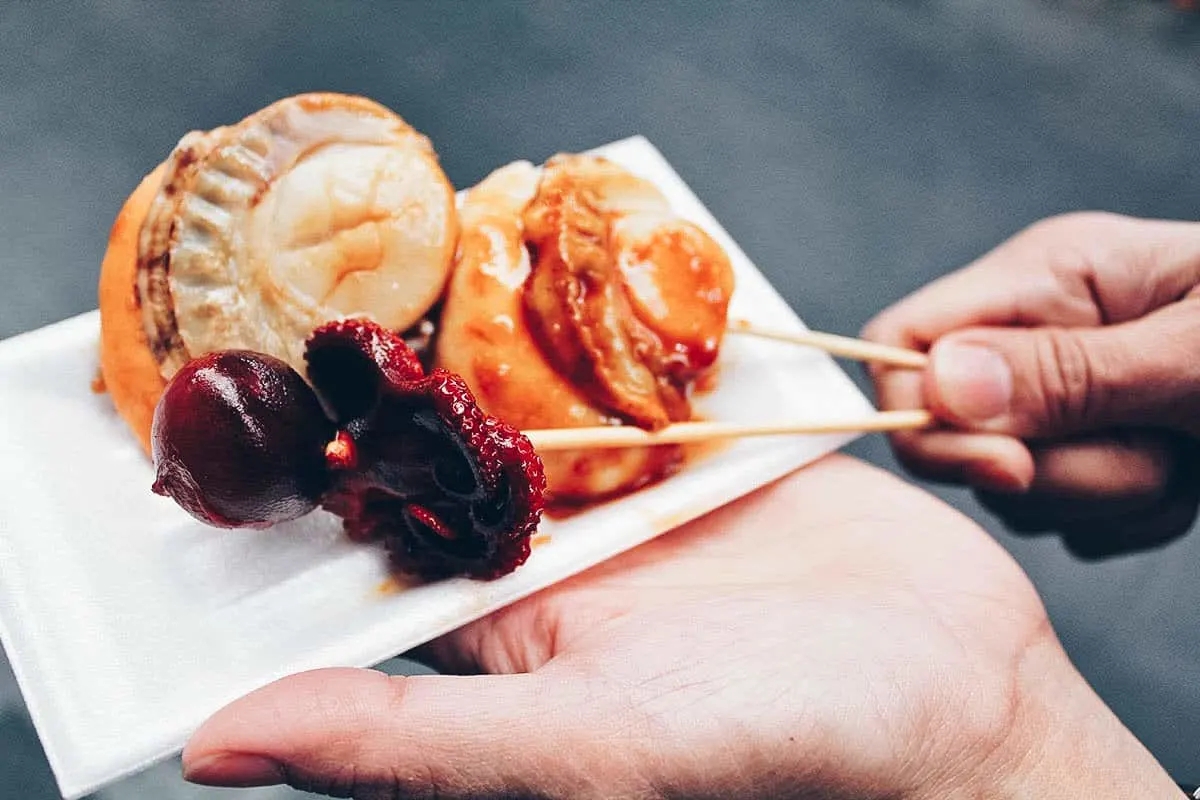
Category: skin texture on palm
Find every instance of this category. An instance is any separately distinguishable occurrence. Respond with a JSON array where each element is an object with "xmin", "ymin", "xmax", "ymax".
[{"xmin": 181, "ymin": 456, "xmax": 1177, "ymax": 799}]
